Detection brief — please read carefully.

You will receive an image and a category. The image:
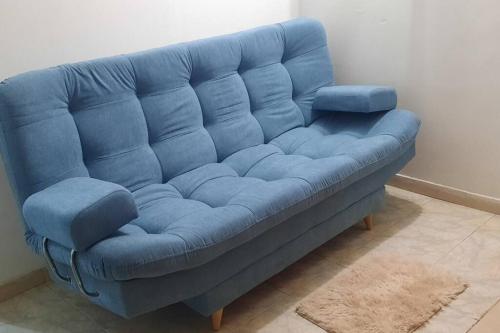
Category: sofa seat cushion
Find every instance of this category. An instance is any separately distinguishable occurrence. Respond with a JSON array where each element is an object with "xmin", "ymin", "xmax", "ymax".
[{"xmin": 36, "ymin": 109, "xmax": 419, "ymax": 281}]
